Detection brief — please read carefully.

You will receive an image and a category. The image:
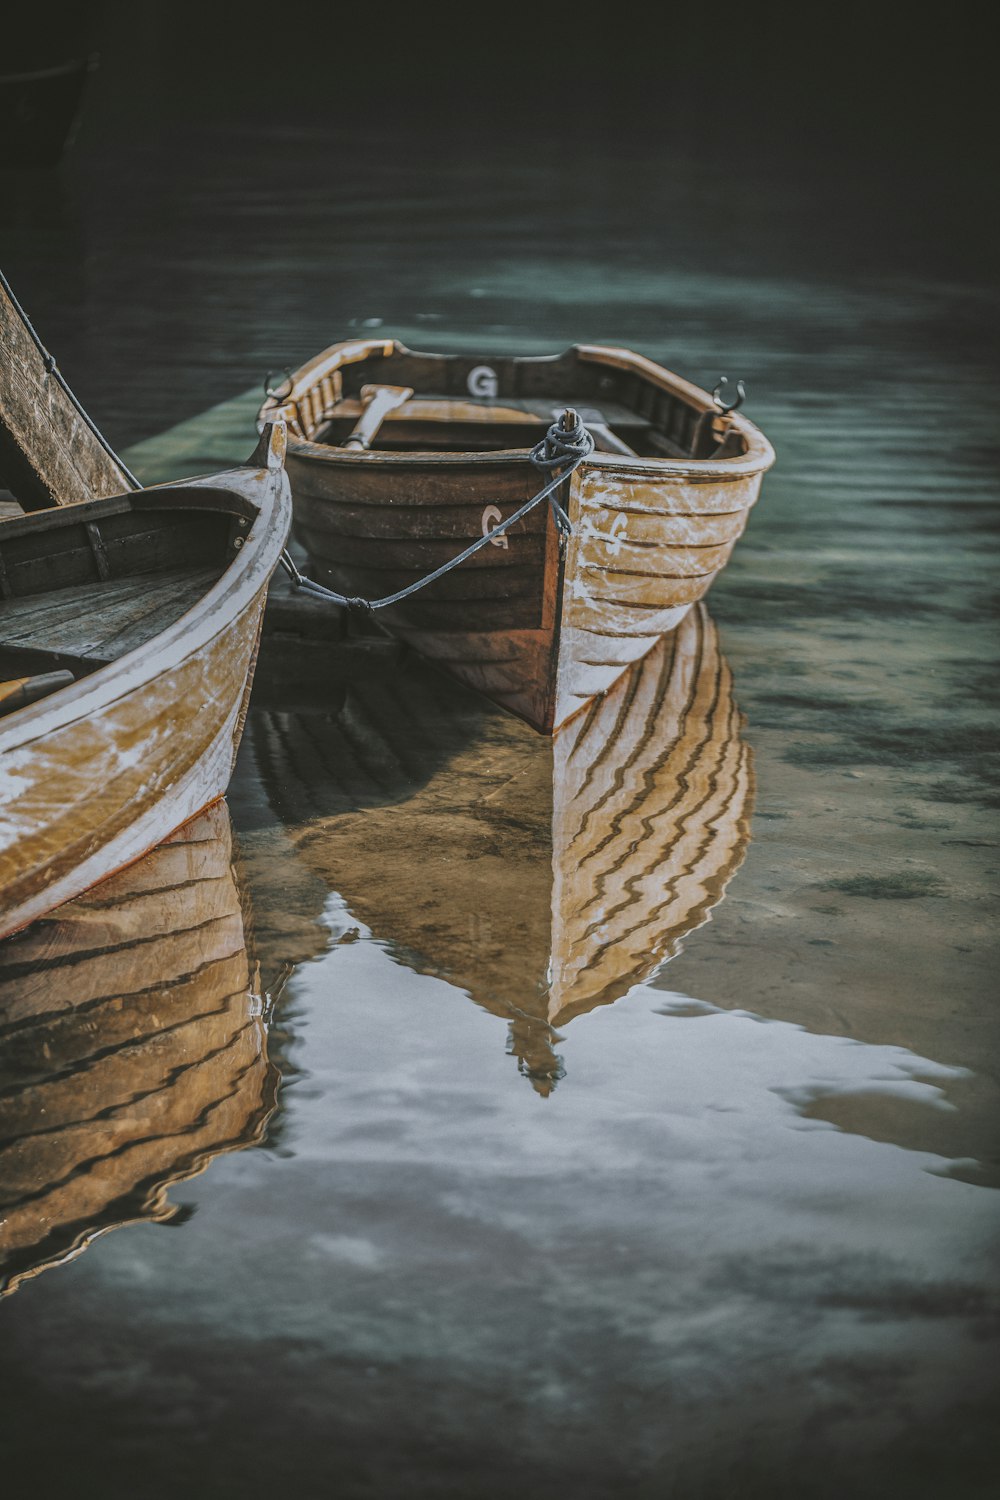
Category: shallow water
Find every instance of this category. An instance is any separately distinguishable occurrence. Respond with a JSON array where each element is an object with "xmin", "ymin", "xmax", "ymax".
[{"xmin": 0, "ymin": 114, "xmax": 998, "ymax": 1497}]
